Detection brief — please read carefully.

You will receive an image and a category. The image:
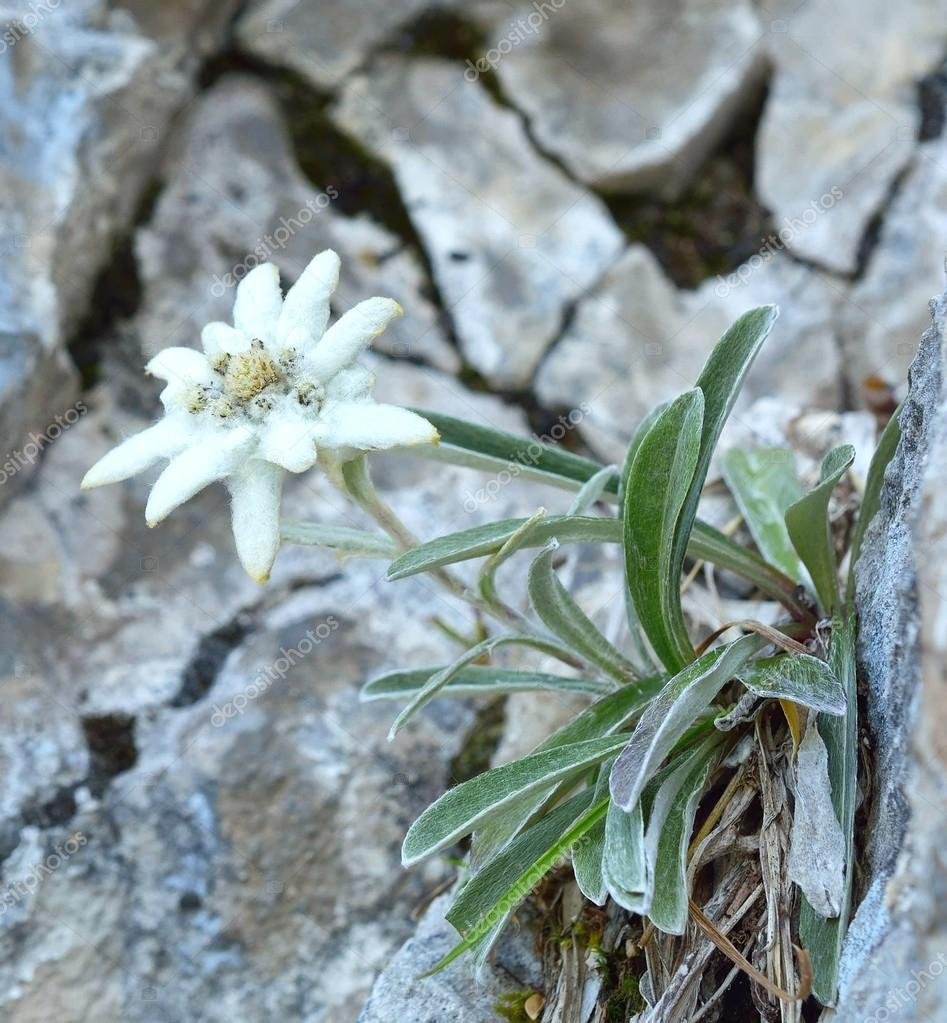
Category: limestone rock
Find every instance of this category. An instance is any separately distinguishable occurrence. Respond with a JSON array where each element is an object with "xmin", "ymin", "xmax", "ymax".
[
  {"xmin": 840, "ymin": 135, "xmax": 947, "ymax": 403},
  {"xmin": 358, "ymin": 894, "xmax": 544, "ymax": 1023},
  {"xmin": 332, "ymin": 56, "xmax": 624, "ymax": 387},
  {"xmin": 0, "ymin": 0, "xmax": 237, "ymax": 496},
  {"xmin": 470, "ymin": 0, "xmax": 767, "ymax": 196},
  {"xmin": 755, "ymin": 0, "xmax": 945, "ymax": 274},
  {"xmin": 839, "ymin": 280, "xmax": 947, "ymax": 1018},
  {"xmin": 535, "ymin": 244, "xmax": 843, "ymax": 463},
  {"xmin": 237, "ymin": 0, "xmax": 435, "ymax": 90}
]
